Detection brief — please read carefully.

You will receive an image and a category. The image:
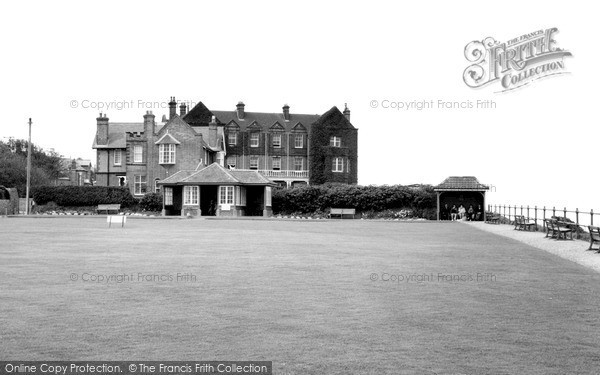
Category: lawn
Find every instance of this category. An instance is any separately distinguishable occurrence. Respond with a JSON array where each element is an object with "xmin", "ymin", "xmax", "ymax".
[{"xmin": 1, "ymin": 218, "xmax": 599, "ymax": 374}]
